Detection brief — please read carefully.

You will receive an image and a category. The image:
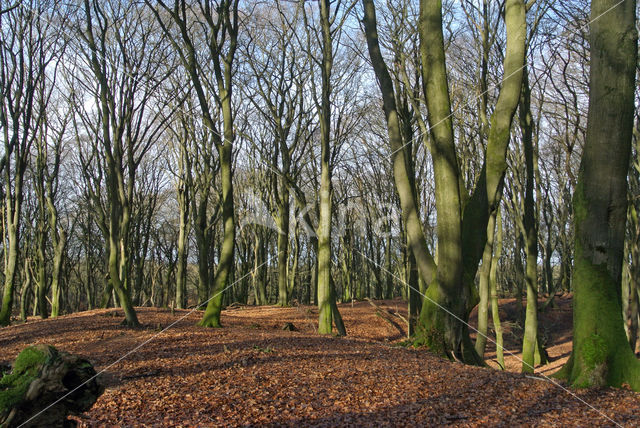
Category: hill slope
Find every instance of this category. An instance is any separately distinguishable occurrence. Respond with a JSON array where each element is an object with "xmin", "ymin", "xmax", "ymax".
[{"xmin": 1, "ymin": 299, "xmax": 638, "ymax": 426}]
